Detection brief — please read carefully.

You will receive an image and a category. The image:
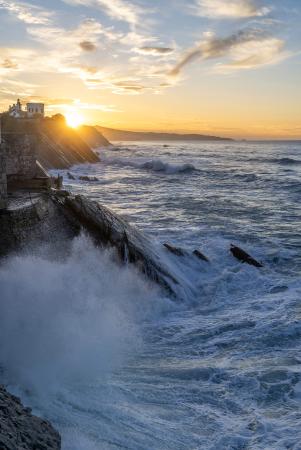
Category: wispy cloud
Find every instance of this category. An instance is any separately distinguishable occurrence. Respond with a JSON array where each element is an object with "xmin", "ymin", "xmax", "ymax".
[
  {"xmin": 0, "ymin": 1, "xmax": 53, "ymax": 24},
  {"xmin": 193, "ymin": 0, "xmax": 271, "ymax": 19},
  {"xmin": 169, "ymin": 28, "xmax": 288, "ymax": 76},
  {"xmin": 63, "ymin": 0, "xmax": 141, "ymax": 25},
  {"xmin": 46, "ymin": 98, "xmax": 119, "ymax": 113},
  {"xmin": 136, "ymin": 47, "xmax": 174, "ymax": 56}
]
